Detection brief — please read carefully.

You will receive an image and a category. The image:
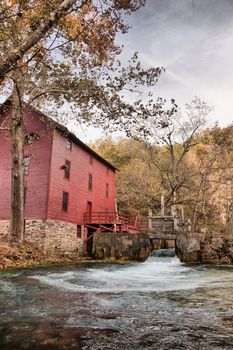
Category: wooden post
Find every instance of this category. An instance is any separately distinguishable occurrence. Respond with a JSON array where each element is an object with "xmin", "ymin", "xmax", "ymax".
[
  {"xmin": 187, "ymin": 219, "xmax": 192, "ymax": 232},
  {"xmin": 148, "ymin": 209, "xmax": 153, "ymax": 231},
  {"xmin": 161, "ymin": 194, "xmax": 165, "ymax": 217},
  {"xmin": 171, "ymin": 191, "xmax": 177, "ymax": 217},
  {"xmin": 181, "ymin": 205, "xmax": 184, "ymax": 223}
]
